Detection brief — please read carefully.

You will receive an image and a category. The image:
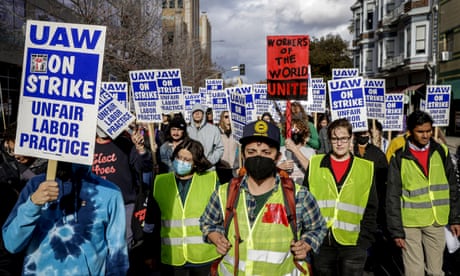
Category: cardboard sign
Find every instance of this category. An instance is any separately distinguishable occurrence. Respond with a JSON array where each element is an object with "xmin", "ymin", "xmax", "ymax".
[
  {"xmin": 101, "ymin": 81, "xmax": 128, "ymax": 109},
  {"xmin": 364, "ymin": 79, "xmax": 385, "ymax": 120},
  {"xmin": 305, "ymin": 79, "xmax": 326, "ymax": 114},
  {"xmin": 97, "ymin": 89, "xmax": 135, "ymax": 139},
  {"xmin": 253, "ymin": 84, "xmax": 272, "ymax": 117},
  {"xmin": 156, "ymin": 69, "xmax": 184, "ymax": 114},
  {"xmin": 328, "ymin": 77, "xmax": 368, "ymax": 132},
  {"xmin": 206, "ymin": 79, "xmax": 224, "ymax": 121},
  {"xmin": 183, "ymin": 86, "xmax": 200, "ymax": 123},
  {"xmin": 226, "ymin": 85, "xmax": 255, "ymax": 122},
  {"xmin": 332, "ymin": 68, "xmax": 359, "ymax": 80},
  {"xmin": 15, "ymin": 20, "xmax": 106, "ymax": 165},
  {"xmin": 129, "ymin": 69, "xmax": 161, "ymax": 122},
  {"xmin": 425, "ymin": 85, "xmax": 451, "ymax": 127},
  {"xmin": 229, "ymin": 90, "xmax": 247, "ymax": 142},
  {"xmin": 266, "ymin": 35, "xmax": 309, "ymax": 100},
  {"xmin": 383, "ymin": 94, "xmax": 404, "ymax": 132}
]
